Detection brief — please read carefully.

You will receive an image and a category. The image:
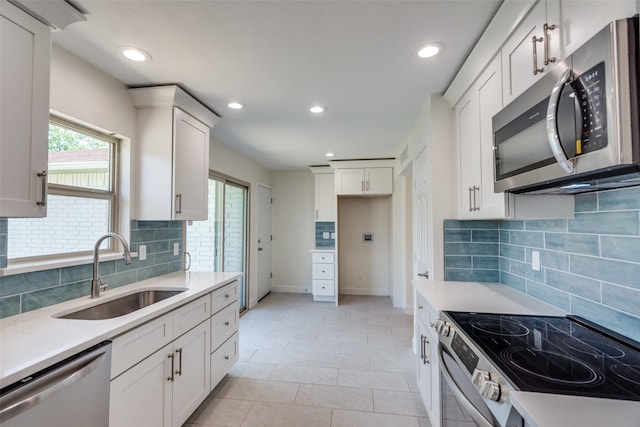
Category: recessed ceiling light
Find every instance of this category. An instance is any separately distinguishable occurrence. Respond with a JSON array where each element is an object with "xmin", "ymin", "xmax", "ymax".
[
  {"xmin": 310, "ymin": 105, "xmax": 326, "ymax": 114},
  {"xmin": 228, "ymin": 102, "xmax": 245, "ymax": 110},
  {"xmin": 325, "ymin": 152, "xmax": 335, "ymax": 157},
  {"xmin": 417, "ymin": 42, "xmax": 445, "ymax": 58},
  {"xmin": 119, "ymin": 46, "xmax": 151, "ymax": 62}
]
